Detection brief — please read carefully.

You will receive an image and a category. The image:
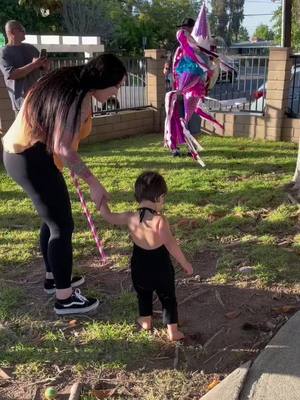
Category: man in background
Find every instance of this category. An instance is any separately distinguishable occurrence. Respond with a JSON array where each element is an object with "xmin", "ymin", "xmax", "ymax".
[{"xmin": 0, "ymin": 20, "xmax": 48, "ymax": 114}]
